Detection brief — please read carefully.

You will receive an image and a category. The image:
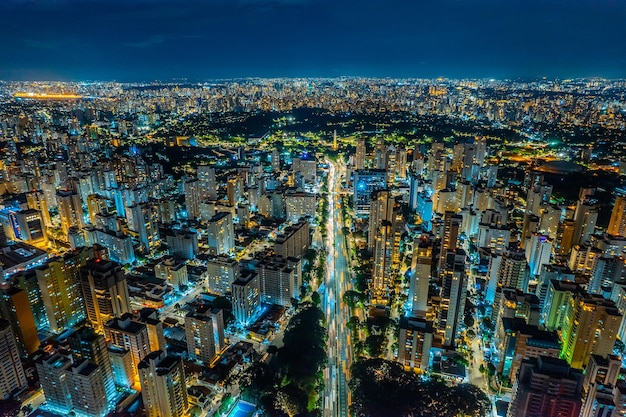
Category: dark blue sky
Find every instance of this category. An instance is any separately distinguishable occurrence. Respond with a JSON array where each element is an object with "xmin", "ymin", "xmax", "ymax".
[{"xmin": 1, "ymin": 0, "xmax": 626, "ymax": 81}]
